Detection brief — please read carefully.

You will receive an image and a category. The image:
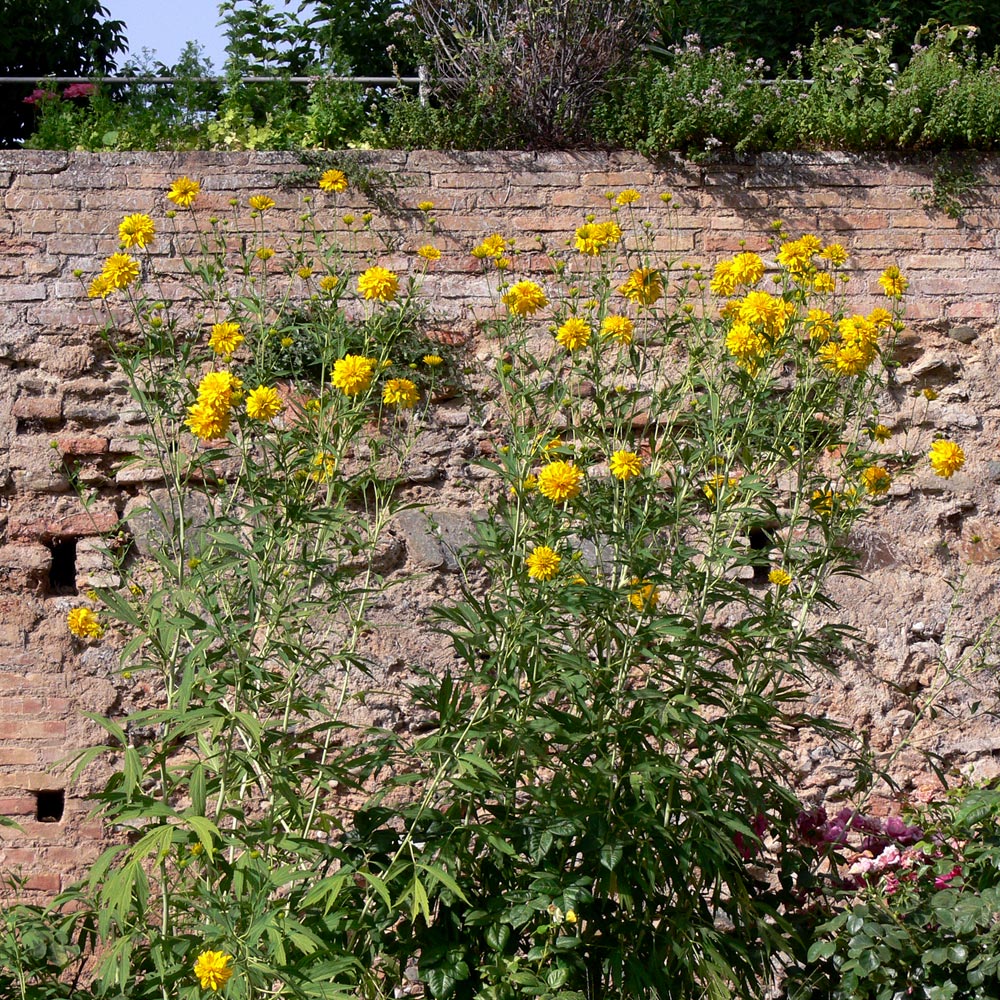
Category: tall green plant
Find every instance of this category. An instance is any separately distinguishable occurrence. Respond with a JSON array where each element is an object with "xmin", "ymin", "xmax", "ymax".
[{"xmin": 331, "ymin": 212, "xmax": 920, "ymax": 999}]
